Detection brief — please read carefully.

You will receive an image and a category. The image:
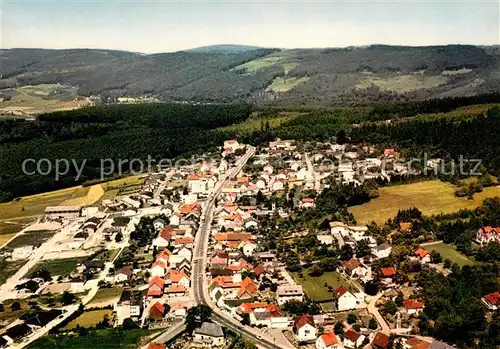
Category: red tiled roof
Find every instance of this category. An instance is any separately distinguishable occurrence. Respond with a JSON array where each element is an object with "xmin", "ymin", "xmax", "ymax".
[
  {"xmin": 152, "ymin": 261, "xmax": 166, "ymax": 269},
  {"xmin": 334, "ymin": 286, "xmax": 350, "ymax": 297},
  {"xmin": 320, "ymin": 332, "xmax": 338, "ymax": 347},
  {"xmin": 239, "ymin": 302, "xmax": 268, "ymax": 313},
  {"xmin": 266, "ymin": 303, "xmax": 282, "ymax": 317},
  {"xmin": 116, "ymin": 266, "xmax": 133, "ymax": 278},
  {"xmin": 212, "ymin": 257, "xmax": 228, "ymax": 265},
  {"xmin": 148, "ymin": 344, "xmax": 166, "ymax": 349},
  {"xmin": 149, "ymin": 302, "xmax": 165, "ymax": 320},
  {"xmin": 303, "ymin": 198, "xmax": 315, "ymax": 203},
  {"xmin": 211, "ymin": 276, "xmax": 240, "ymax": 288},
  {"xmin": 158, "ymin": 228, "xmax": 173, "ymax": 241},
  {"xmin": 344, "ymin": 258, "xmax": 360, "ymax": 271},
  {"xmin": 373, "ymin": 332, "xmax": 390, "ymax": 348},
  {"xmin": 214, "ymin": 232, "xmax": 254, "ymax": 242},
  {"xmin": 414, "ymin": 248, "xmax": 429, "ymax": 258},
  {"xmin": 295, "ymin": 314, "xmax": 315, "ymax": 329},
  {"xmin": 345, "ymin": 329, "xmax": 361, "ymax": 342},
  {"xmin": 147, "ymin": 288, "xmax": 162, "ymax": 297},
  {"xmin": 156, "ymin": 249, "xmax": 171, "ymax": 262},
  {"xmin": 167, "ymin": 285, "xmax": 185, "ymax": 293},
  {"xmin": 484, "ymin": 291, "xmax": 500, "ymax": 305},
  {"xmin": 406, "ymin": 337, "xmax": 431, "ymax": 349},
  {"xmin": 149, "ymin": 276, "xmax": 165, "ymax": 288},
  {"xmin": 169, "ymin": 270, "xmax": 188, "ymax": 283},
  {"xmin": 253, "ymin": 264, "xmax": 265, "ymax": 276},
  {"xmin": 404, "ymin": 299, "xmax": 425, "ymax": 309},
  {"xmin": 237, "ymin": 176, "xmax": 249, "ymax": 184},
  {"xmin": 179, "ymin": 202, "xmax": 201, "ymax": 215},
  {"xmin": 380, "ymin": 267, "xmax": 396, "ymax": 277},
  {"xmin": 237, "ymin": 277, "xmax": 258, "ymax": 298},
  {"xmin": 174, "ymin": 237, "xmax": 194, "ymax": 245},
  {"xmin": 240, "ymin": 206, "xmax": 257, "ymax": 211}
]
